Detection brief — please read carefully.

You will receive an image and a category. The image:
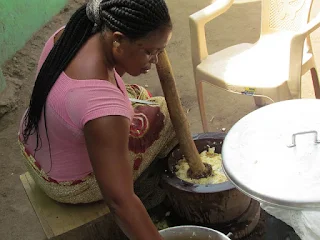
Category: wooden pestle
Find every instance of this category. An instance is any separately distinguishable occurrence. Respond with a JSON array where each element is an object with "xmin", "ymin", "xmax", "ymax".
[{"xmin": 156, "ymin": 50, "xmax": 212, "ymax": 179}]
